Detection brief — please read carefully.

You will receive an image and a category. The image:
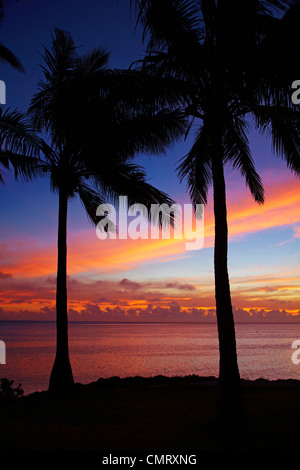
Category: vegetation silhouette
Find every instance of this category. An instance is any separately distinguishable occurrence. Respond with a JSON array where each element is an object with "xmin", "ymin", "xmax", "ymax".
[
  {"xmin": 0, "ymin": 0, "xmax": 23, "ymax": 72},
  {"xmin": 28, "ymin": 28, "xmax": 187, "ymax": 393},
  {"xmin": 0, "ymin": 377, "xmax": 24, "ymax": 401},
  {"xmin": 0, "ymin": 107, "xmax": 42, "ymax": 182},
  {"xmin": 0, "ymin": 0, "xmax": 41, "ymax": 184},
  {"xmin": 131, "ymin": 0, "xmax": 300, "ymax": 428}
]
